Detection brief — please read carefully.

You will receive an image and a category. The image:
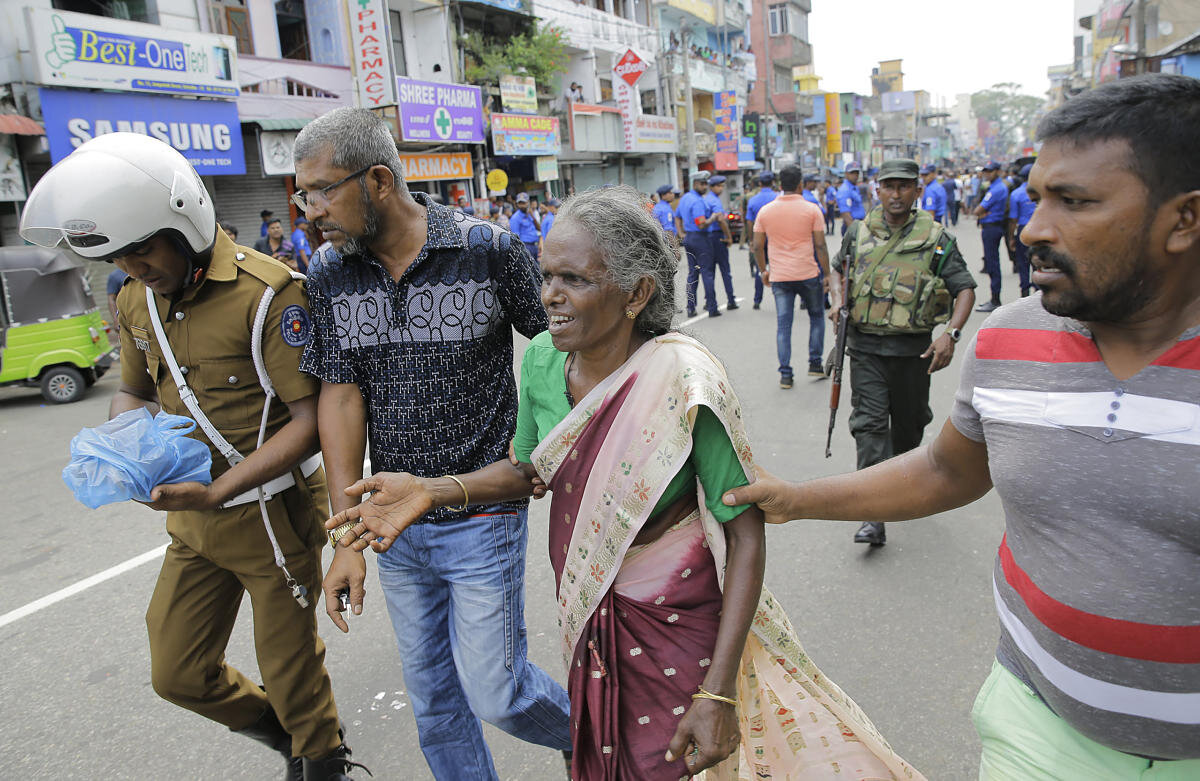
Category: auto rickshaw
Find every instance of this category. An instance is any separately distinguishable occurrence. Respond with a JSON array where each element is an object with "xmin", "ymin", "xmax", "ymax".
[{"xmin": 0, "ymin": 245, "xmax": 113, "ymax": 403}]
